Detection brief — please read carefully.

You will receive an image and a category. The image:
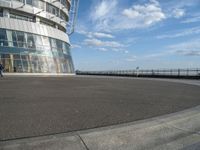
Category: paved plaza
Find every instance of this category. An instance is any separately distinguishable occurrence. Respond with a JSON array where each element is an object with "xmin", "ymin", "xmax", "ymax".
[{"xmin": 1, "ymin": 76, "xmax": 200, "ymax": 141}]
